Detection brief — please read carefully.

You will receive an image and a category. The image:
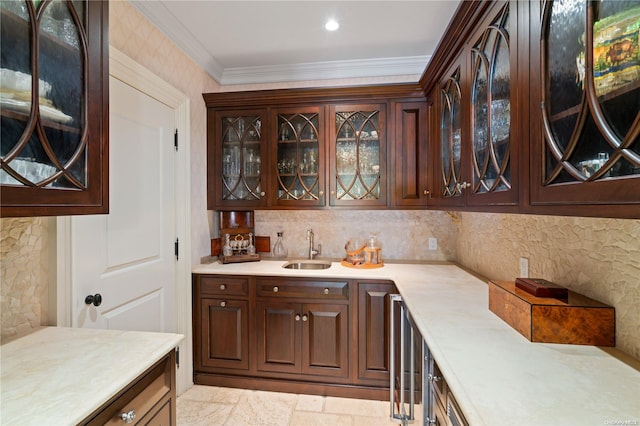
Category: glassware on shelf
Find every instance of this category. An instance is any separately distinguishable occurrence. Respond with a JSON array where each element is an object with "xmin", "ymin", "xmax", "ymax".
[{"xmin": 272, "ymin": 231, "xmax": 288, "ymax": 258}]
